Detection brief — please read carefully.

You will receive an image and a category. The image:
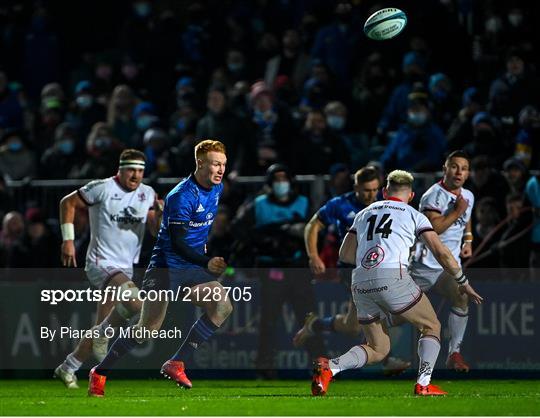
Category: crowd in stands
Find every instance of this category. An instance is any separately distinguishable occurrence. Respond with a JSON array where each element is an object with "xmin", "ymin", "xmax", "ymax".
[{"xmin": 1, "ymin": 0, "xmax": 539, "ymax": 271}]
